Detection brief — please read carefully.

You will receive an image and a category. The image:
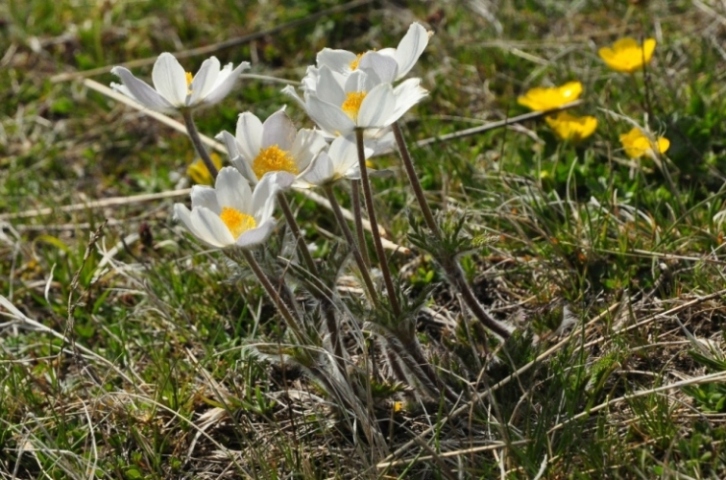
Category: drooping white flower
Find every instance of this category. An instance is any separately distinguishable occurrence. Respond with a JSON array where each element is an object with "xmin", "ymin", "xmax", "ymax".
[
  {"xmin": 216, "ymin": 110, "xmax": 327, "ymax": 186},
  {"xmin": 173, "ymin": 167, "xmax": 291, "ymax": 249},
  {"xmin": 111, "ymin": 53, "xmax": 249, "ymax": 114},
  {"xmin": 299, "ymin": 135, "xmax": 372, "ymax": 186},
  {"xmin": 316, "ymin": 22, "xmax": 430, "ymax": 82},
  {"xmin": 284, "ymin": 66, "xmax": 427, "ymax": 137}
]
